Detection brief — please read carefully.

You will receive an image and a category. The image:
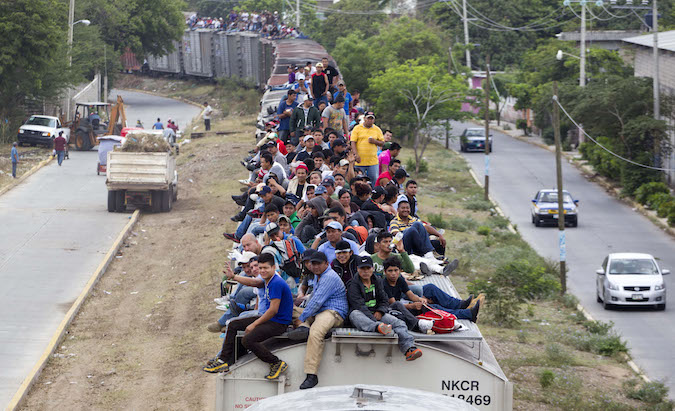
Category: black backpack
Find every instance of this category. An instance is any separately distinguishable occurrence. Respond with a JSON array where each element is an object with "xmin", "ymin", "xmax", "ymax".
[{"xmin": 270, "ymin": 239, "xmax": 303, "ymax": 278}]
